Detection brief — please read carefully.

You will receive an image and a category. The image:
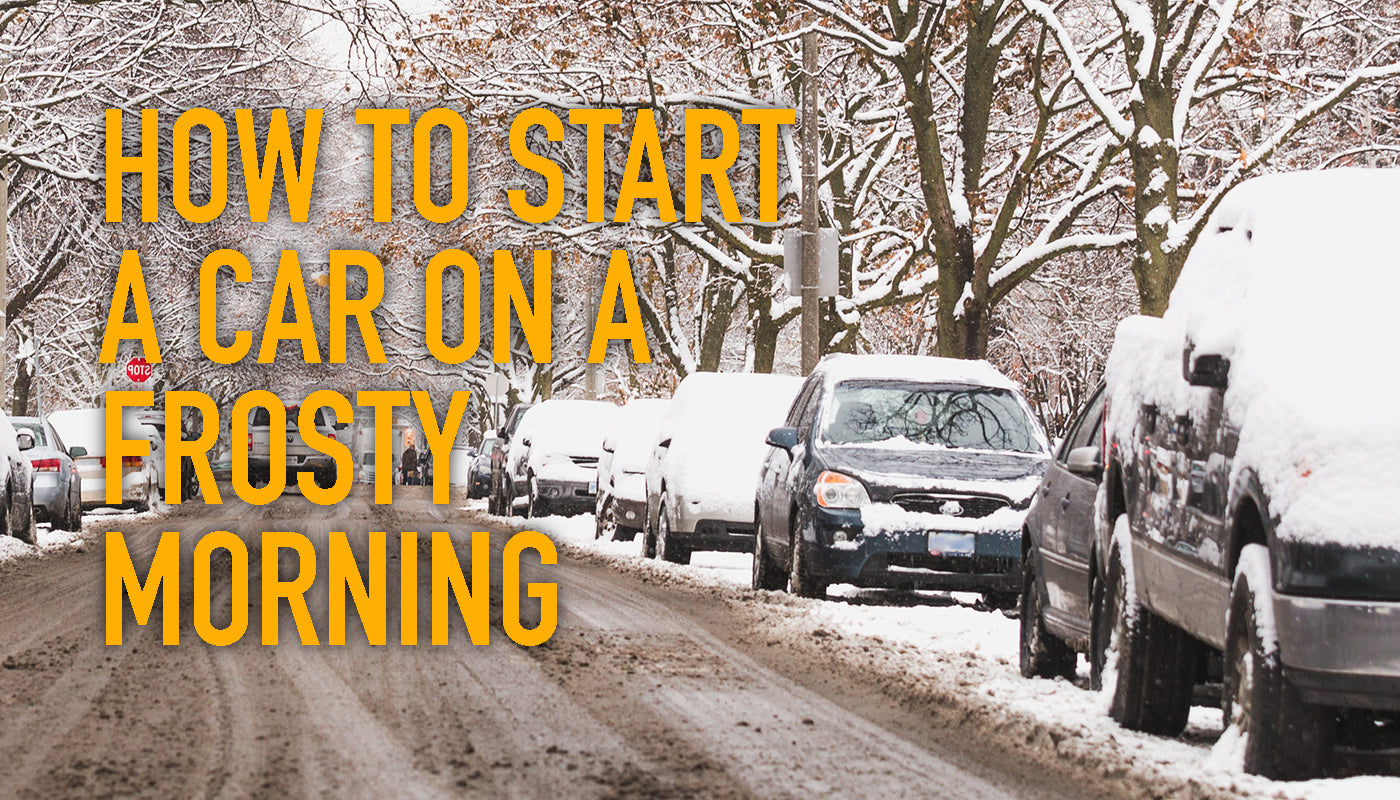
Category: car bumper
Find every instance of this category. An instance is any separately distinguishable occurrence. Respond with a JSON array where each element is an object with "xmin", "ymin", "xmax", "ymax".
[
  {"xmin": 78, "ymin": 471, "xmax": 148, "ymax": 507},
  {"xmin": 31, "ymin": 474, "xmax": 62, "ymax": 517},
  {"xmin": 535, "ymin": 479, "xmax": 595, "ymax": 514},
  {"xmin": 1275, "ymin": 592, "xmax": 1400, "ymax": 711},
  {"xmin": 468, "ymin": 473, "xmax": 491, "ymax": 498},
  {"xmin": 804, "ymin": 507, "xmax": 1021, "ymax": 592},
  {"xmin": 612, "ymin": 496, "xmax": 647, "ymax": 530}
]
